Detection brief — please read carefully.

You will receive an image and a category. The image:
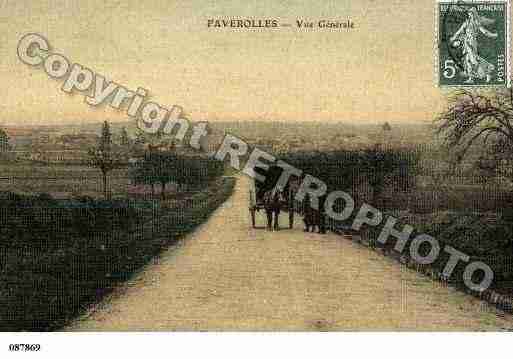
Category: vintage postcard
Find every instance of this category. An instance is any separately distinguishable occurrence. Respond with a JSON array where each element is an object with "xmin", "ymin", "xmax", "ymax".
[{"xmin": 2, "ymin": 0, "xmax": 513, "ymax": 352}]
